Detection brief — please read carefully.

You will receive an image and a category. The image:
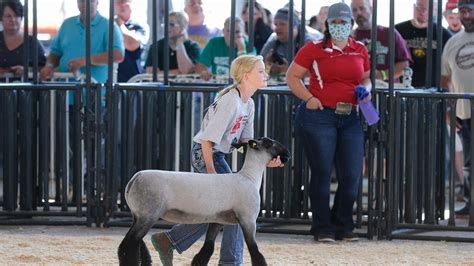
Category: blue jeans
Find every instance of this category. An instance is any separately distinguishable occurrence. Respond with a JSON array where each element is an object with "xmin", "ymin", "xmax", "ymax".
[
  {"xmin": 165, "ymin": 143, "xmax": 244, "ymax": 265},
  {"xmin": 295, "ymin": 103, "xmax": 364, "ymax": 235}
]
